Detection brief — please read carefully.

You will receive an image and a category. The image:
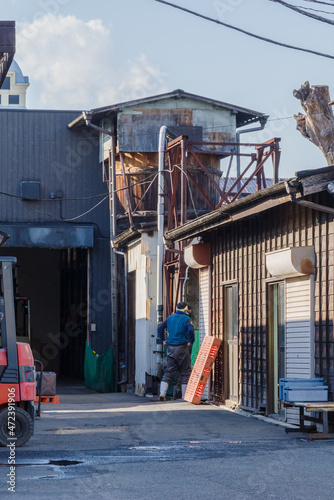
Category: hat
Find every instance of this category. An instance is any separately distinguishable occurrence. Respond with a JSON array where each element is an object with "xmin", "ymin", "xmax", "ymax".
[{"xmin": 176, "ymin": 302, "xmax": 189, "ymax": 312}]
